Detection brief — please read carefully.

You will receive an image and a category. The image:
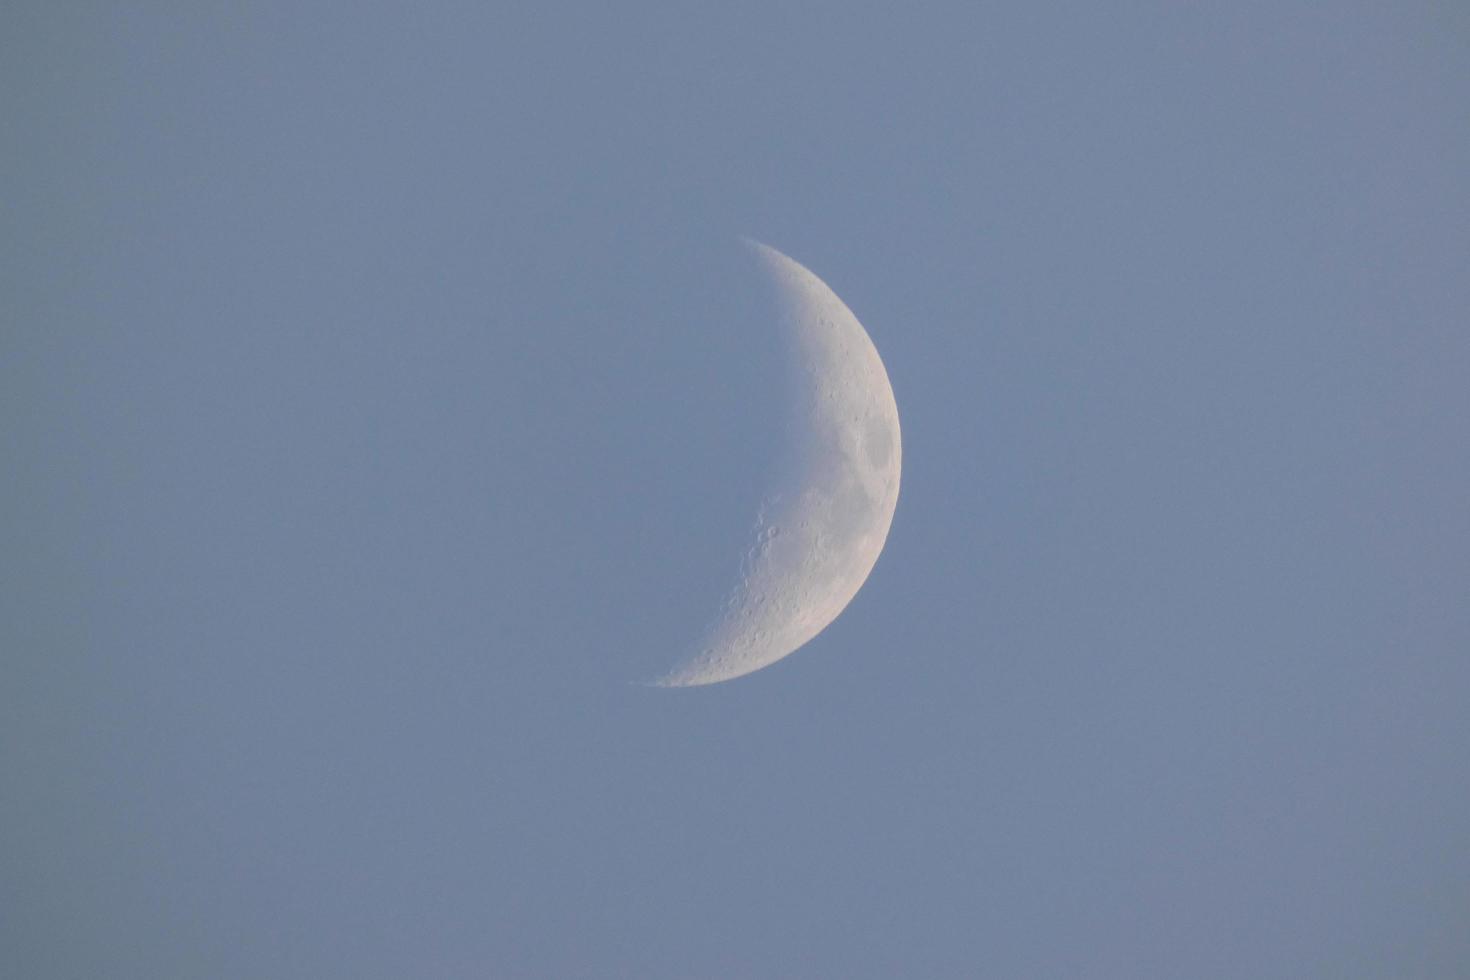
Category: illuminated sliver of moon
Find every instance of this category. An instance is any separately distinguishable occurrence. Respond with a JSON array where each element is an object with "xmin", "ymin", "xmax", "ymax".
[{"xmin": 653, "ymin": 240, "xmax": 901, "ymax": 687}]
